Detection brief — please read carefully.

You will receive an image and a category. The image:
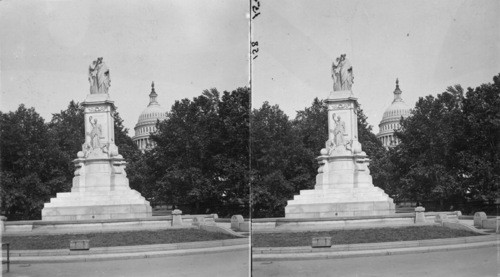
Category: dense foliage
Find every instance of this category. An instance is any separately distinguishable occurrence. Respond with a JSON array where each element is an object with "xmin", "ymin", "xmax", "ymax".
[
  {"xmin": 386, "ymin": 74, "xmax": 500, "ymax": 210},
  {"xmin": 144, "ymin": 87, "xmax": 250, "ymax": 217},
  {"xmin": 251, "ymin": 99, "xmax": 384, "ymax": 218},
  {"xmin": 1, "ymin": 75, "xmax": 497, "ymax": 220},
  {"xmin": 0, "ymin": 102, "xmax": 139, "ymax": 220}
]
